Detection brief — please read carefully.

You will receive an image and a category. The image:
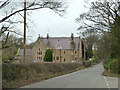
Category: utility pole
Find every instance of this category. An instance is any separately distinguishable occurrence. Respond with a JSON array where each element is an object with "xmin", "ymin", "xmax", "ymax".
[
  {"xmin": 83, "ymin": 39, "xmax": 86, "ymax": 66},
  {"xmin": 84, "ymin": 39, "xmax": 86, "ymax": 61},
  {"xmin": 23, "ymin": 0, "xmax": 26, "ymax": 63}
]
